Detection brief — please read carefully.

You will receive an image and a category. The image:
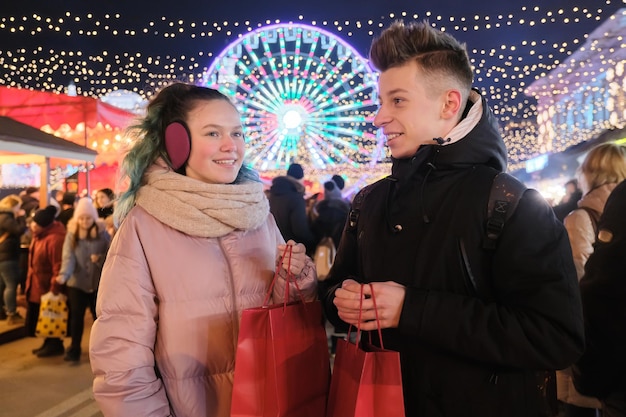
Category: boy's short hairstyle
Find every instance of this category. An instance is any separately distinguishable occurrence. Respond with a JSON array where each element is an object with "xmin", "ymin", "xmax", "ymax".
[{"xmin": 369, "ymin": 20, "xmax": 473, "ymax": 97}]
